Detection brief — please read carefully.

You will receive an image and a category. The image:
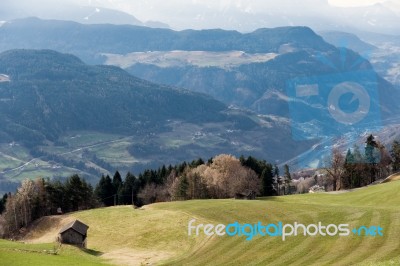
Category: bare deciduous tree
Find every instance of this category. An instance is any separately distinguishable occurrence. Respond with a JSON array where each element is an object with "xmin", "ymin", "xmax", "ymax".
[
  {"xmin": 193, "ymin": 154, "xmax": 260, "ymax": 198},
  {"xmin": 324, "ymin": 148, "xmax": 345, "ymax": 191},
  {"xmin": 138, "ymin": 183, "xmax": 169, "ymax": 204}
]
